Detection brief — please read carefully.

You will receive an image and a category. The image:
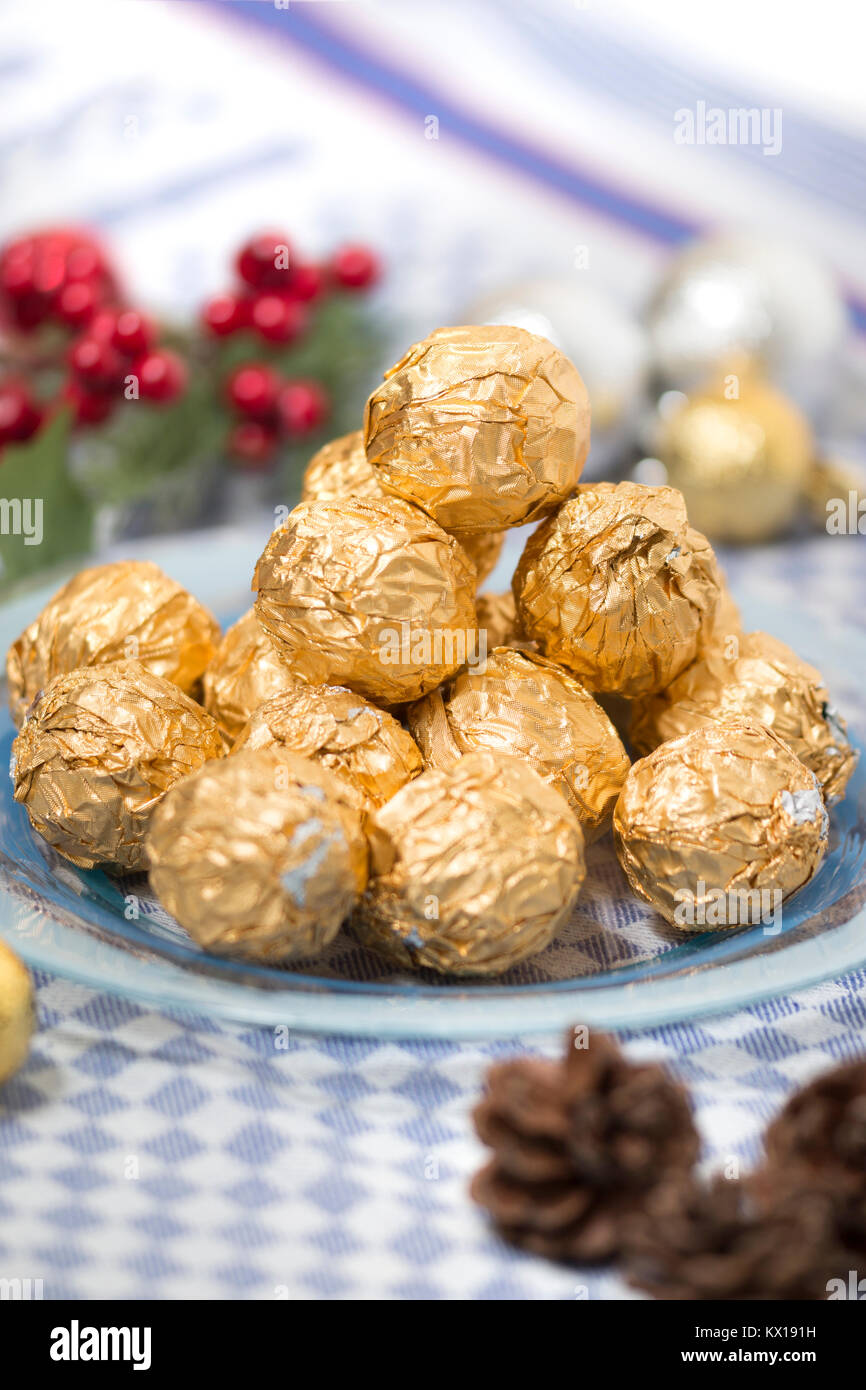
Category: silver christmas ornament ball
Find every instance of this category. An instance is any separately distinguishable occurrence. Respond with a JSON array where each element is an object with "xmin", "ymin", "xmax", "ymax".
[{"xmin": 646, "ymin": 232, "xmax": 847, "ymax": 412}]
